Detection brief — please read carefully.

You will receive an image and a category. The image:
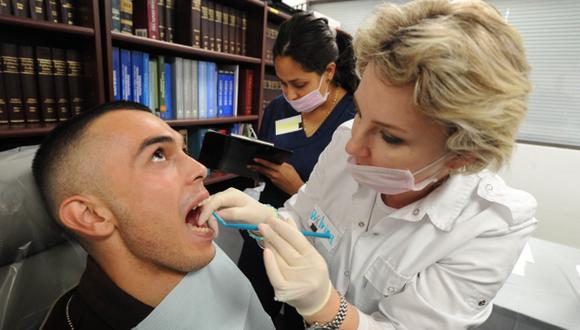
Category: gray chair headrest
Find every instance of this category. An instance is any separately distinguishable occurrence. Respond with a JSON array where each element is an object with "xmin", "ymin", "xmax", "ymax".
[{"xmin": 0, "ymin": 146, "xmax": 67, "ymax": 267}]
